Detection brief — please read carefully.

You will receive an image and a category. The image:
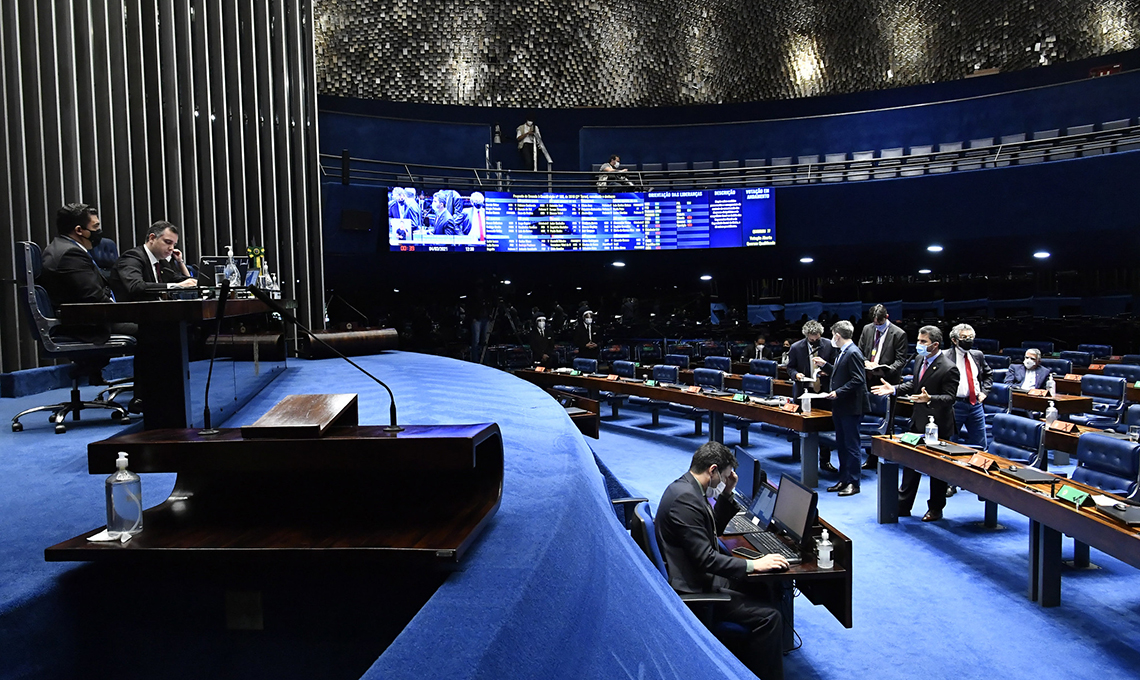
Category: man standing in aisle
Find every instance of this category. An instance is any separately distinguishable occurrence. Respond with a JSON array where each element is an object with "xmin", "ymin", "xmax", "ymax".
[
  {"xmin": 813, "ymin": 320, "xmax": 871, "ymax": 496},
  {"xmin": 946, "ymin": 323, "xmax": 992, "ymax": 448},
  {"xmin": 859, "ymin": 304, "xmax": 910, "ymax": 469}
]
